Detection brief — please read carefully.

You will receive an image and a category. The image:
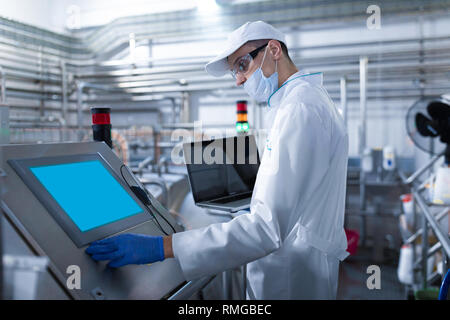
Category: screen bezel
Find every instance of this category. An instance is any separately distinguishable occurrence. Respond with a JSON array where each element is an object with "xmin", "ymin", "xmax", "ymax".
[
  {"xmin": 8, "ymin": 153, "xmax": 153, "ymax": 248},
  {"xmin": 183, "ymin": 135, "xmax": 260, "ymax": 204}
]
